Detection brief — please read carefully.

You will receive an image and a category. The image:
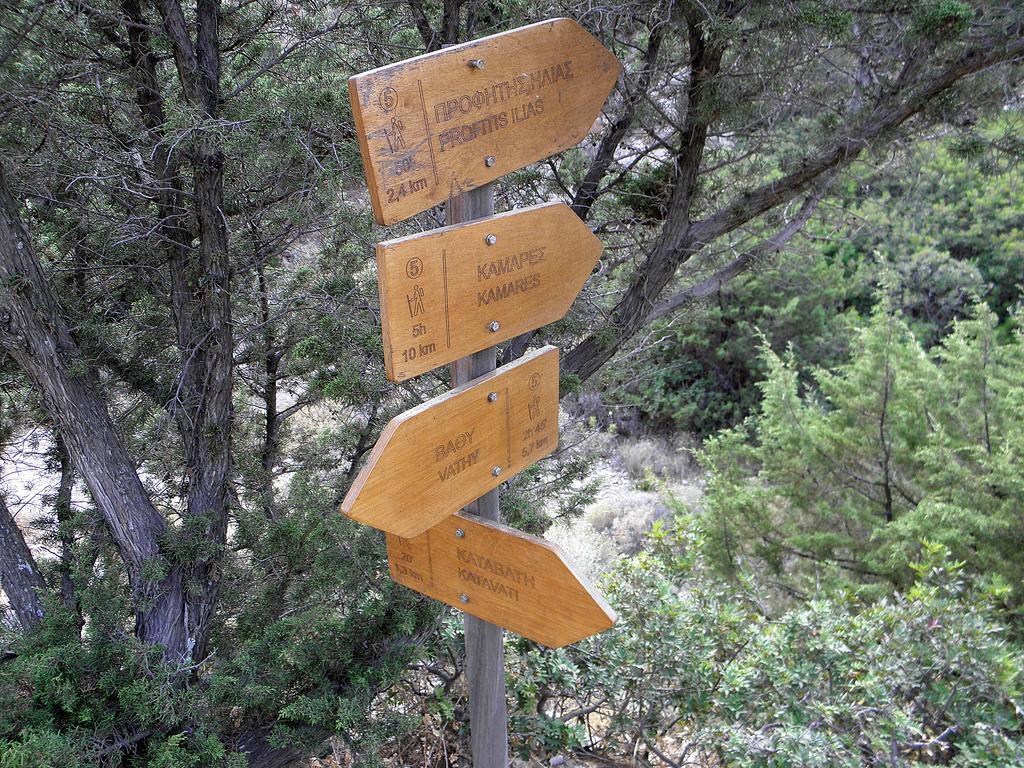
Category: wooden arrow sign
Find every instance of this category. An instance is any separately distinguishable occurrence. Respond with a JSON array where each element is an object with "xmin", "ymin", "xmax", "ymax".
[
  {"xmin": 387, "ymin": 512, "xmax": 615, "ymax": 647},
  {"xmin": 377, "ymin": 202, "xmax": 600, "ymax": 382},
  {"xmin": 348, "ymin": 18, "xmax": 621, "ymax": 225},
  {"xmin": 341, "ymin": 346, "xmax": 559, "ymax": 538}
]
